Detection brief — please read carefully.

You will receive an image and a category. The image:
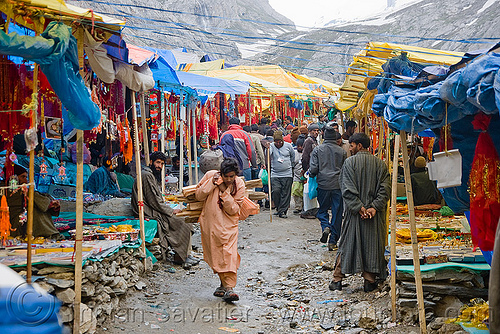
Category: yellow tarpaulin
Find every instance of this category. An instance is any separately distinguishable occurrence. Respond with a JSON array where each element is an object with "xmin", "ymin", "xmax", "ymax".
[
  {"xmin": 336, "ymin": 41, "xmax": 464, "ymax": 111},
  {"xmin": 1, "ymin": 0, "xmax": 124, "ymax": 34},
  {"xmin": 179, "ymin": 59, "xmax": 225, "ymax": 73},
  {"xmin": 288, "ymin": 71, "xmax": 340, "ymax": 95}
]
